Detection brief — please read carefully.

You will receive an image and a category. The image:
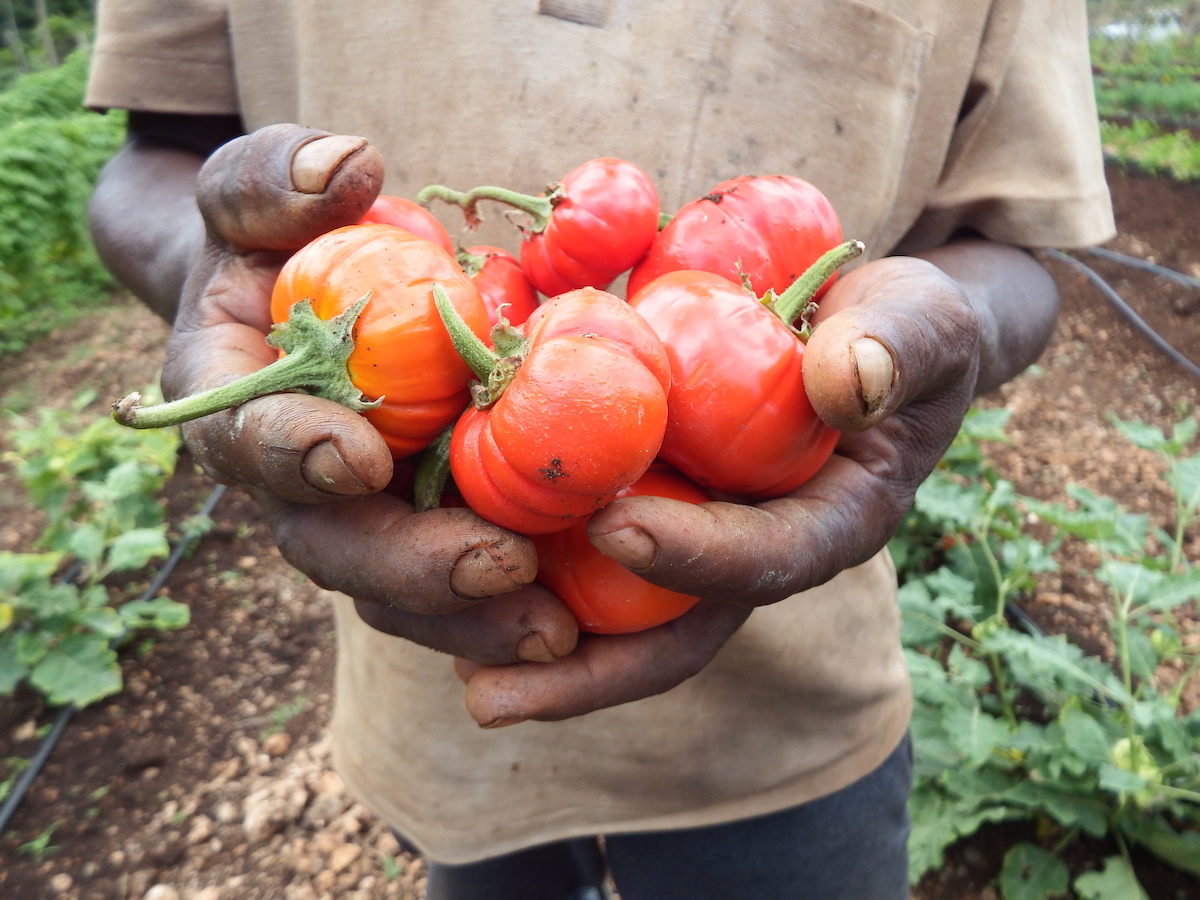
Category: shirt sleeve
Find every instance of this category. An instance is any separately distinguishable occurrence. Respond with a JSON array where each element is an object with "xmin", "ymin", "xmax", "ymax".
[
  {"xmin": 897, "ymin": 1, "xmax": 1116, "ymax": 253},
  {"xmin": 85, "ymin": 0, "xmax": 239, "ymax": 115}
]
